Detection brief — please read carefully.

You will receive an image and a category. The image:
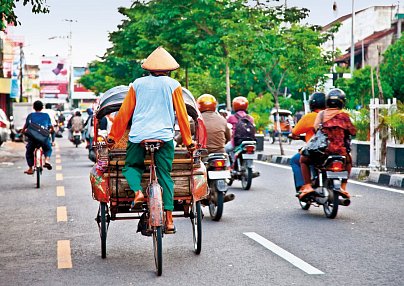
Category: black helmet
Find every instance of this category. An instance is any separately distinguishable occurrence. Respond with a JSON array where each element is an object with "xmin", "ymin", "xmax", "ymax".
[
  {"xmin": 326, "ymin": 88, "xmax": 346, "ymax": 109},
  {"xmin": 308, "ymin": 92, "xmax": 326, "ymax": 112}
]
